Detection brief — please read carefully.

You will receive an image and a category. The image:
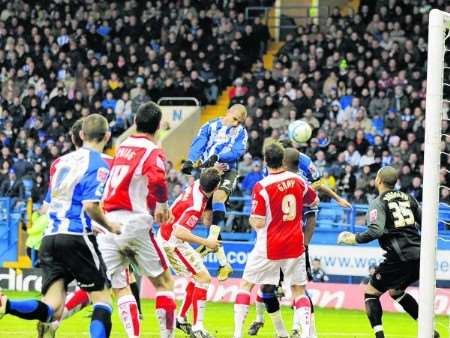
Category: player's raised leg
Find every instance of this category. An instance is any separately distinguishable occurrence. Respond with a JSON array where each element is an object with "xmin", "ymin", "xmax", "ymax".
[{"xmin": 0, "ymin": 277, "xmax": 61, "ymax": 323}]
